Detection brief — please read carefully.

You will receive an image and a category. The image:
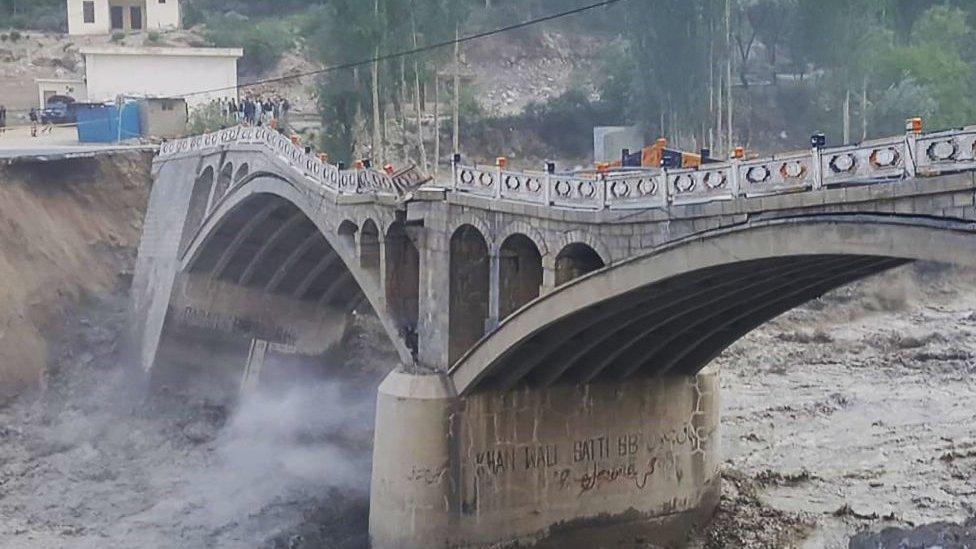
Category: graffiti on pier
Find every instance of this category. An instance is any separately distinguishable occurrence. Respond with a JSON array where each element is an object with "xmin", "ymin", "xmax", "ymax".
[{"xmin": 468, "ymin": 427, "xmax": 703, "ymax": 501}]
